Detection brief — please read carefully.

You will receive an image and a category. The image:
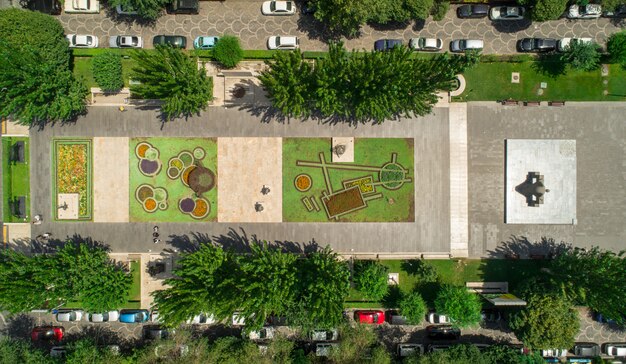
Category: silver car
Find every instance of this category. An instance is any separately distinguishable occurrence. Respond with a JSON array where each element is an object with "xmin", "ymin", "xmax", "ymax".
[
  {"xmin": 56, "ymin": 310, "xmax": 83, "ymax": 322},
  {"xmin": 267, "ymin": 36, "xmax": 299, "ymax": 50},
  {"xmin": 87, "ymin": 311, "xmax": 119, "ymax": 323},
  {"xmin": 261, "ymin": 1, "xmax": 295, "ymax": 15},
  {"xmin": 109, "ymin": 35, "xmax": 143, "ymax": 48},
  {"xmin": 450, "ymin": 39, "xmax": 483, "ymax": 52},
  {"xmin": 310, "ymin": 329, "xmax": 339, "ymax": 341},
  {"xmin": 66, "ymin": 34, "xmax": 98, "ymax": 48},
  {"xmin": 409, "ymin": 38, "xmax": 443, "ymax": 51}
]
